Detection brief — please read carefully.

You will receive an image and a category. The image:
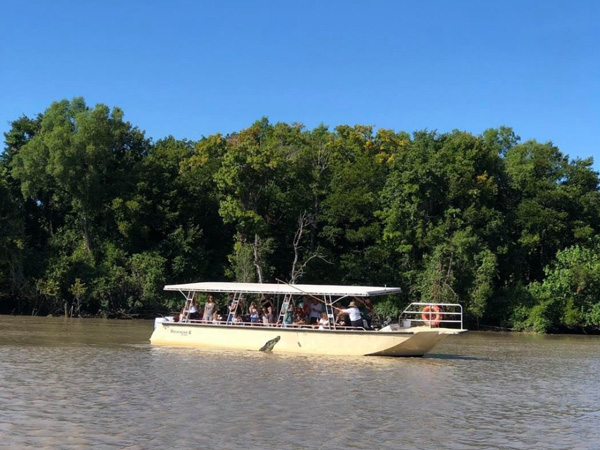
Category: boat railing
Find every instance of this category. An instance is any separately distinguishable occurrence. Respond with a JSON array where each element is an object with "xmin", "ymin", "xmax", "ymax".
[
  {"xmin": 178, "ymin": 318, "xmax": 367, "ymax": 331},
  {"xmin": 399, "ymin": 302, "xmax": 464, "ymax": 329}
]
